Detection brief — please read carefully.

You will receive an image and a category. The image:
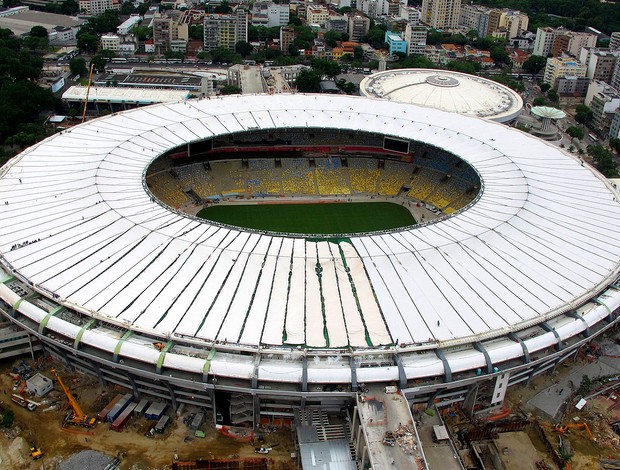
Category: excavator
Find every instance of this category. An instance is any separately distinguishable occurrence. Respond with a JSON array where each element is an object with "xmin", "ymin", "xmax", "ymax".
[
  {"xmin": 543, "ymin": 421, "xmax": 594, "ymax": 440},
  {"xmin": 51, "ymin": 369, "xmax": 96, "ymax": 429}
]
